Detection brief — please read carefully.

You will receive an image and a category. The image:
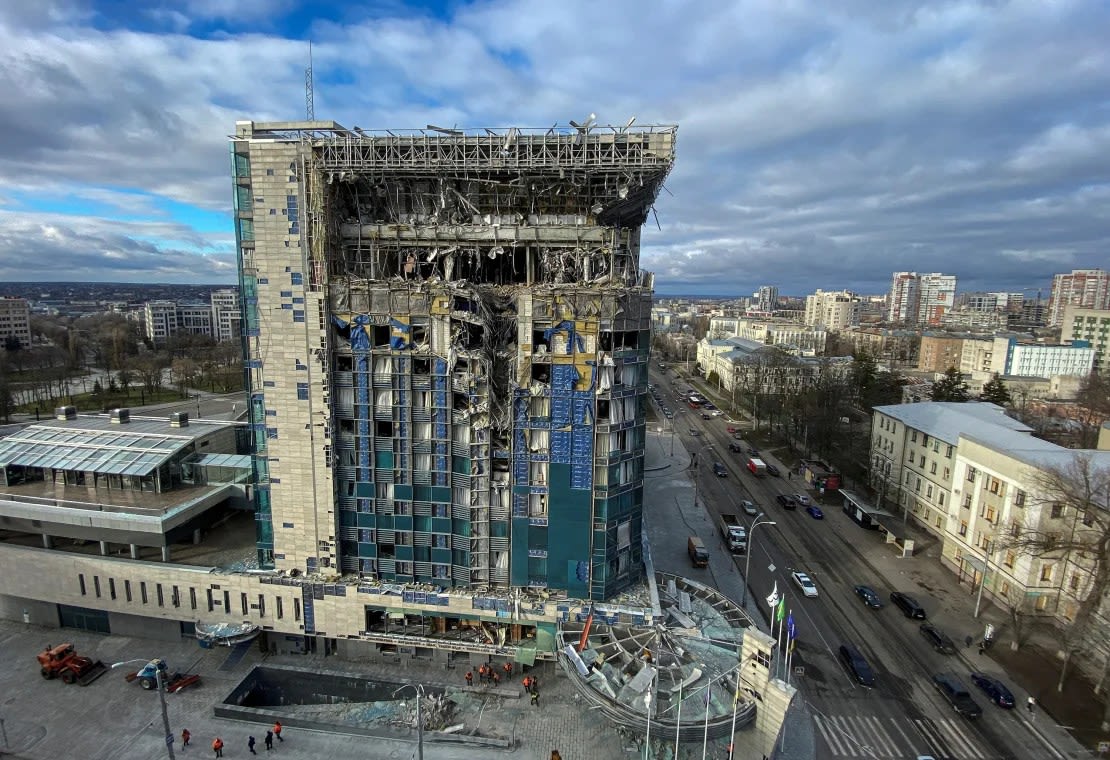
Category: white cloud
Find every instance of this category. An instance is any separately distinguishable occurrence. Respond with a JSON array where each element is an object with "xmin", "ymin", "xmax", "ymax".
[{"xmin": 0, "ymin": 0, "xmax": 1106, "ymax": 290}]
